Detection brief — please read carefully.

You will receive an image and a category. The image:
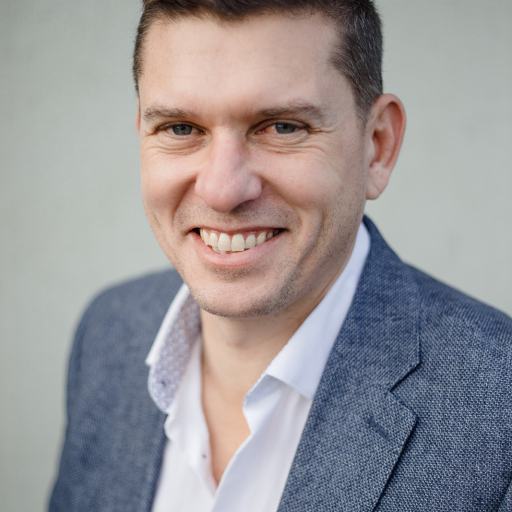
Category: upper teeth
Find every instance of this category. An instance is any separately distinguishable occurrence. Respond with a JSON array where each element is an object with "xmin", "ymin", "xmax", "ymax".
[{"xmin": 199, "ymin": 229, "xmax": 278, "ymax": 252}]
